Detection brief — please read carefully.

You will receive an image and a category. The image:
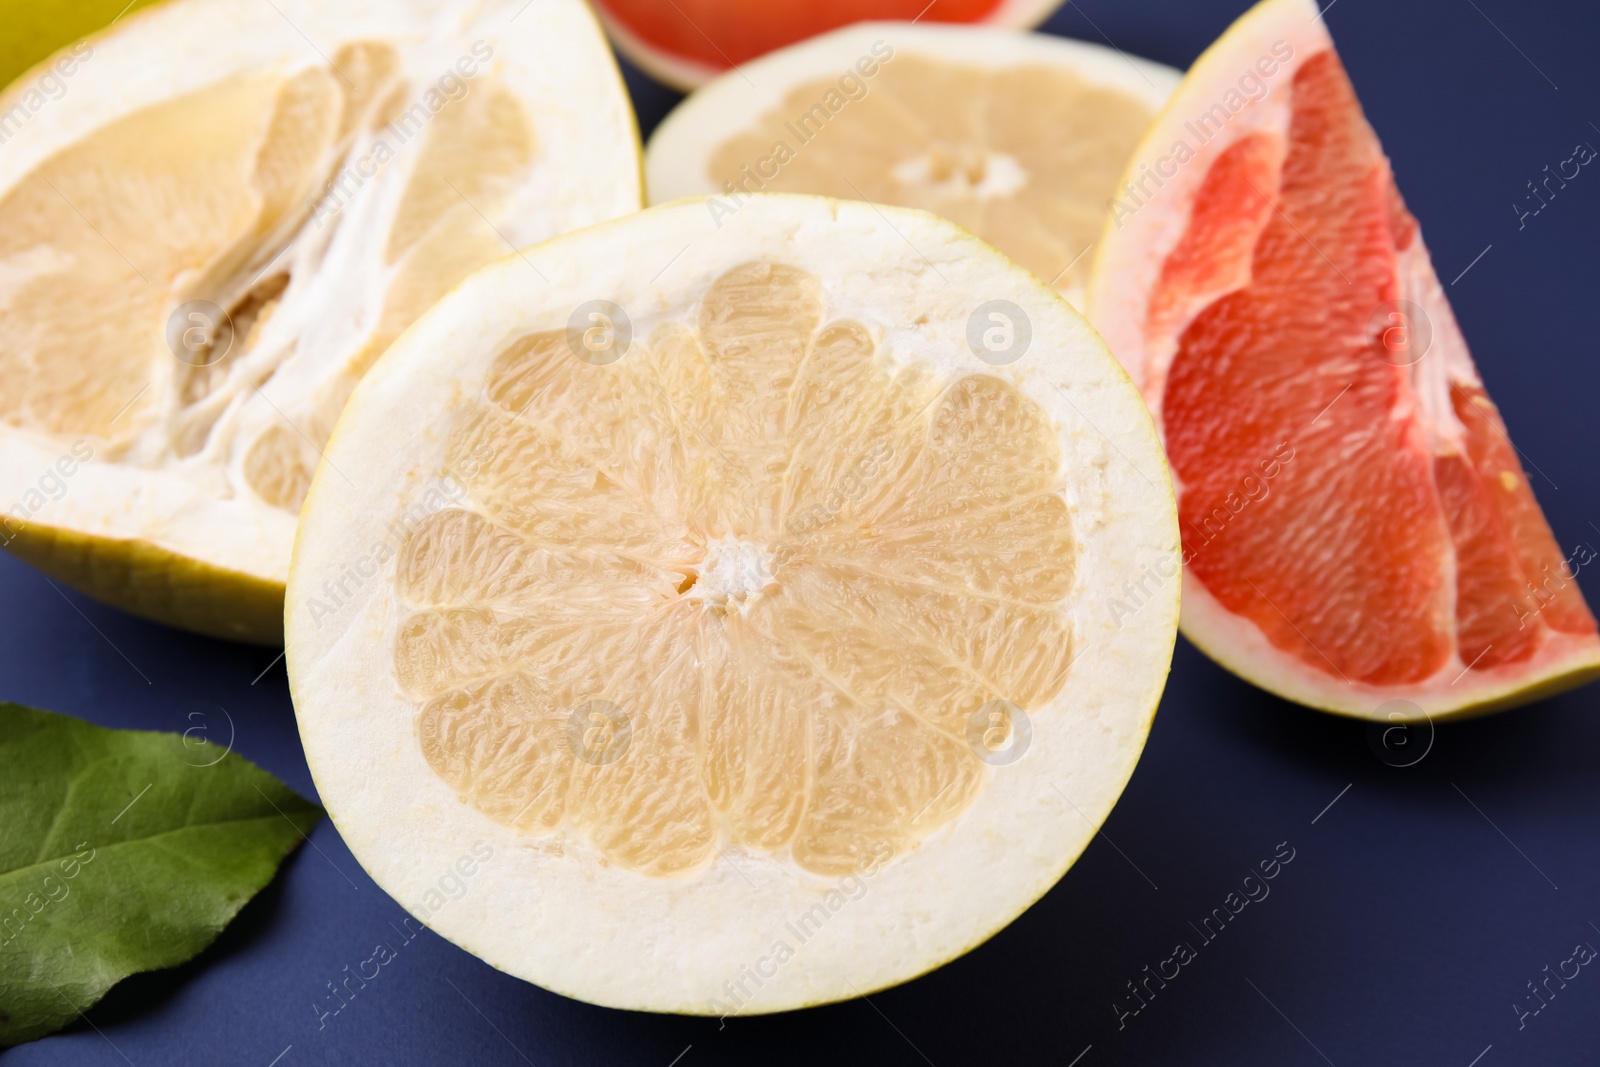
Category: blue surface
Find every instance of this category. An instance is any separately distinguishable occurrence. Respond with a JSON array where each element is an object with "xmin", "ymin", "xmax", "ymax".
[{"xmin": 7, "ymin": 0, "xmax": 1600, "ymax": 1063}]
